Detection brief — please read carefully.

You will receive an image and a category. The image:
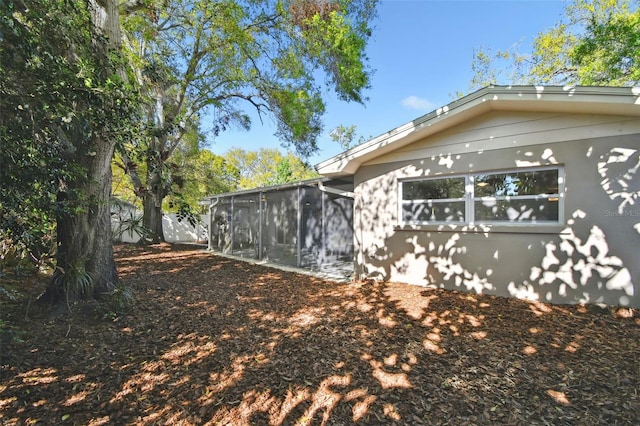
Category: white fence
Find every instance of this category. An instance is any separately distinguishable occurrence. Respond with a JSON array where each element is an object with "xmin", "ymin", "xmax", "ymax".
[
  {"xmin": 163, "ymin": 213, "xmax": 209, "ymax": 243},
  {"xmin": 112, "ymin": 211, "xmax": 209, "ymax": 243}
]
